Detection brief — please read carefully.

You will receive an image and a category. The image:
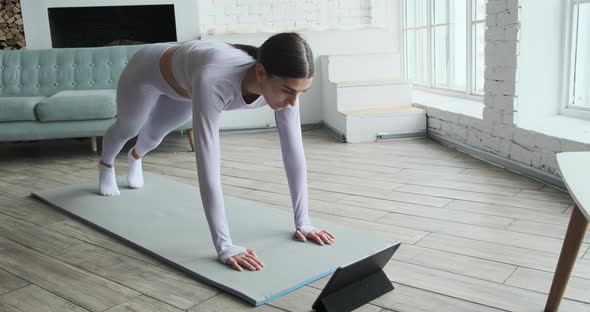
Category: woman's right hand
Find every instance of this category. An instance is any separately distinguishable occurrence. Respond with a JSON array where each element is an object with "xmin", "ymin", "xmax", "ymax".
[{"xmin": 225, "ymin": 248, "xmax": 264, "ymax": 271}]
